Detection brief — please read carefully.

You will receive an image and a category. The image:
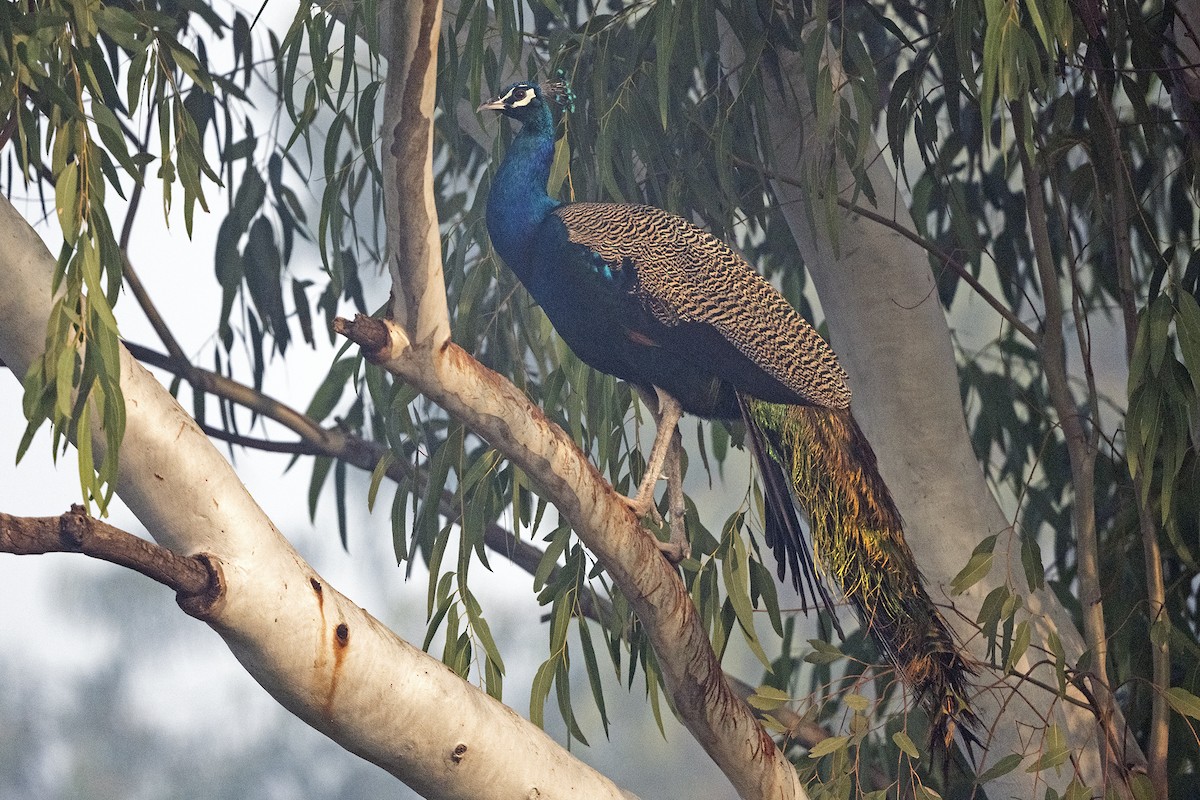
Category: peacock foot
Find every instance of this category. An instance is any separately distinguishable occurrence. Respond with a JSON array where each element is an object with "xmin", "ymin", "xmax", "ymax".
[
  {"xmin": 655, "ymin": 536, "xmax": 689, "ymax": 564},
  {"xmin": 620, "ymin": 491, "xmax": 664, "ymax": 526}
]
